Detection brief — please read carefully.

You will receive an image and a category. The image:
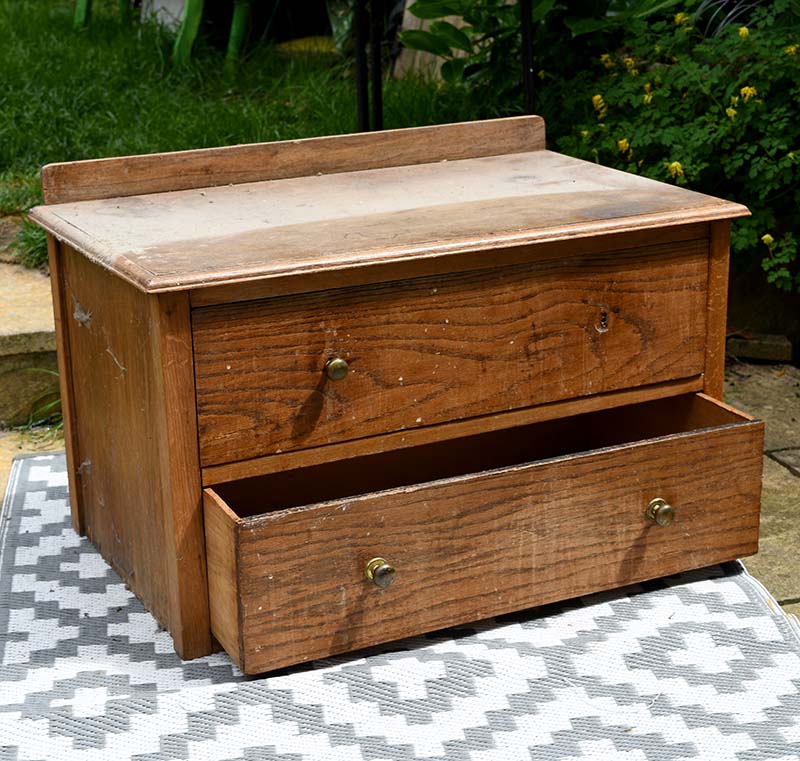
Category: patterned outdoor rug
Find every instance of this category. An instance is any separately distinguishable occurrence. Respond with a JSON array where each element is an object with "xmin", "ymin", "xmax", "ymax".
[{"xmin": 2, "ymin": 453, "xmax": 800, "ymax": 761}]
